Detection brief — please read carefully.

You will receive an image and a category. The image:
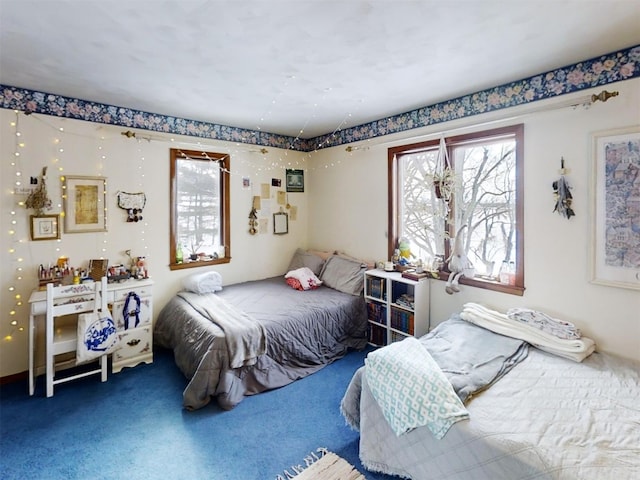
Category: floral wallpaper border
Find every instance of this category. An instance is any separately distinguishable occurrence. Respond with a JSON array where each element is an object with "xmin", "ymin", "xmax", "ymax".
[{"xmin": 1, "ymin": 45, "xmax": 638, "ymax": 152}]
